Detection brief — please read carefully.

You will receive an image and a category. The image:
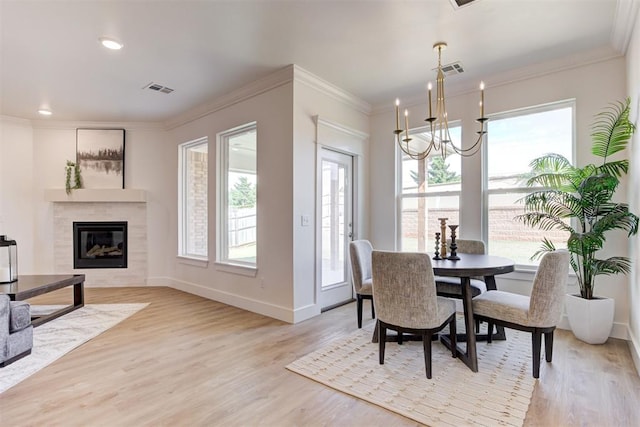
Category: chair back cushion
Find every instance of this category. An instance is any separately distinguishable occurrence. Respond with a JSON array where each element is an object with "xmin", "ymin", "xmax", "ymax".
[
  {"xmin": 372, "ymin": 250, "xmax": 443, "ymax": 329},
  {"xmin": 528, "ymin": 250, "xmax": 570, "ymax": 327},
  {"xmin": 448, "ymin": 239, "xmax": 486, "ymax": 255},
  {"xmin": 350, "ymin": 240, "xmax": 373, "ymax": 294}
]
